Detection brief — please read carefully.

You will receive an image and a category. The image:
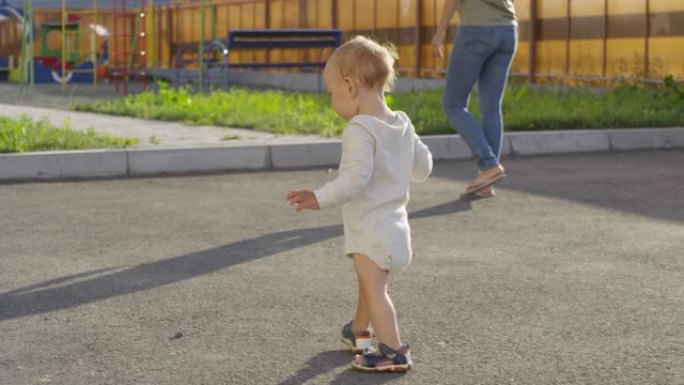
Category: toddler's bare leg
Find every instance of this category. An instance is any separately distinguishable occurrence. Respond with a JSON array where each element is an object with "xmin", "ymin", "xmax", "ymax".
[
  {"xmin": 353, "ymin": 275, "xmax": 372, "ymax": 331},
  {"xmin": 352, "ymin": 253, "xmax": 402, "ymax": 350}
]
